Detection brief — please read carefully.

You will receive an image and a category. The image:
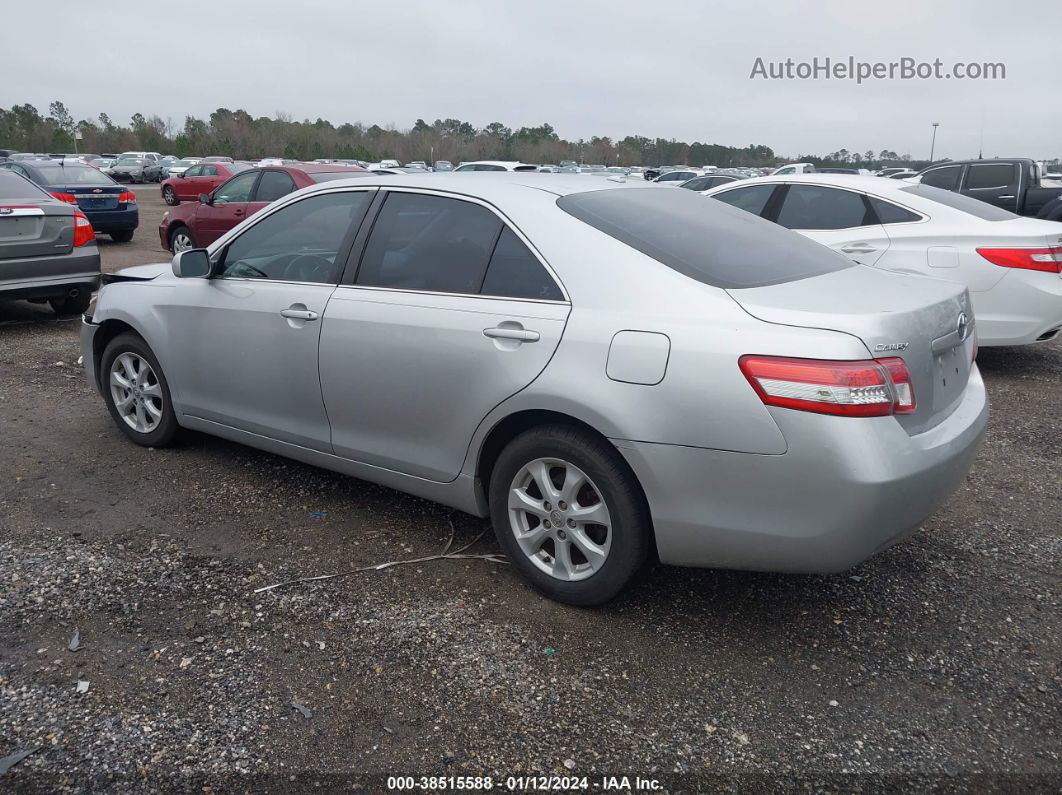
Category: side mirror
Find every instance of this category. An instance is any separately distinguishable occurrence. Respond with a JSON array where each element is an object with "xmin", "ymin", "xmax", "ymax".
[
  {"xmin": 171, "ymin": 248, "xmax": 211, "ymax": 278},
  {"xmin": 177, "ymin": 172, "xmax": 185, "ymax": 178},
  {"xmin": 198, "ymin": 192, "xmax": 211, "ymax": 205}
]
